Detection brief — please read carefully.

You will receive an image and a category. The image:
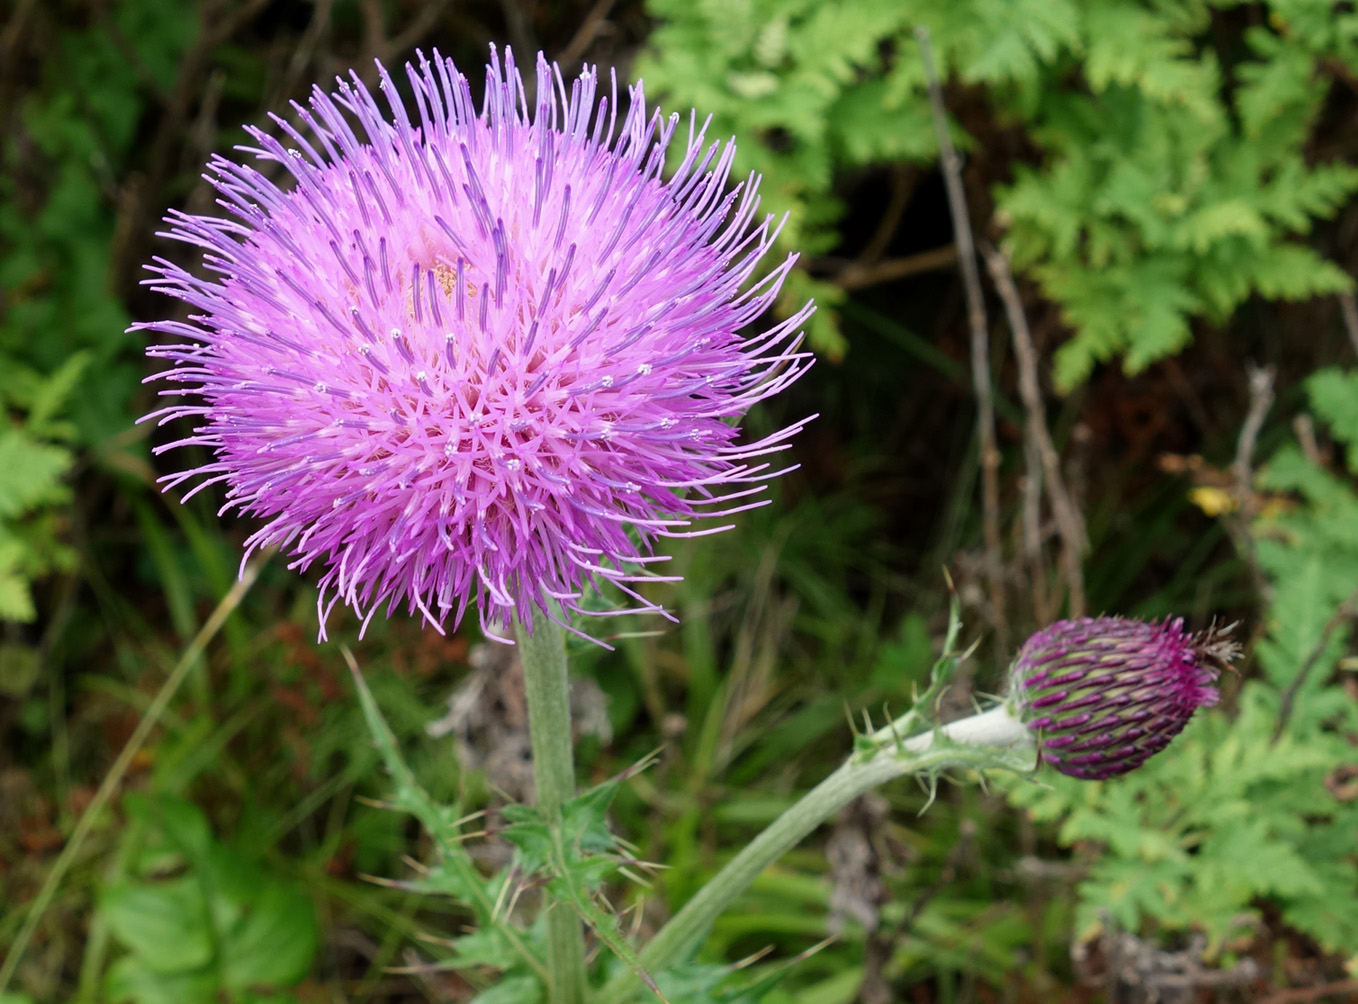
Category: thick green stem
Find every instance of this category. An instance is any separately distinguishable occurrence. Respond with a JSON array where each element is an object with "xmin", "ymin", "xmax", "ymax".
[
  {"xmin": 515, "ymin": 614, "xmax": 588, "ymax": 1004},
  {"xmin": 599, "ymin": 705, "xmax": 1031, "ymax": 1004}
]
